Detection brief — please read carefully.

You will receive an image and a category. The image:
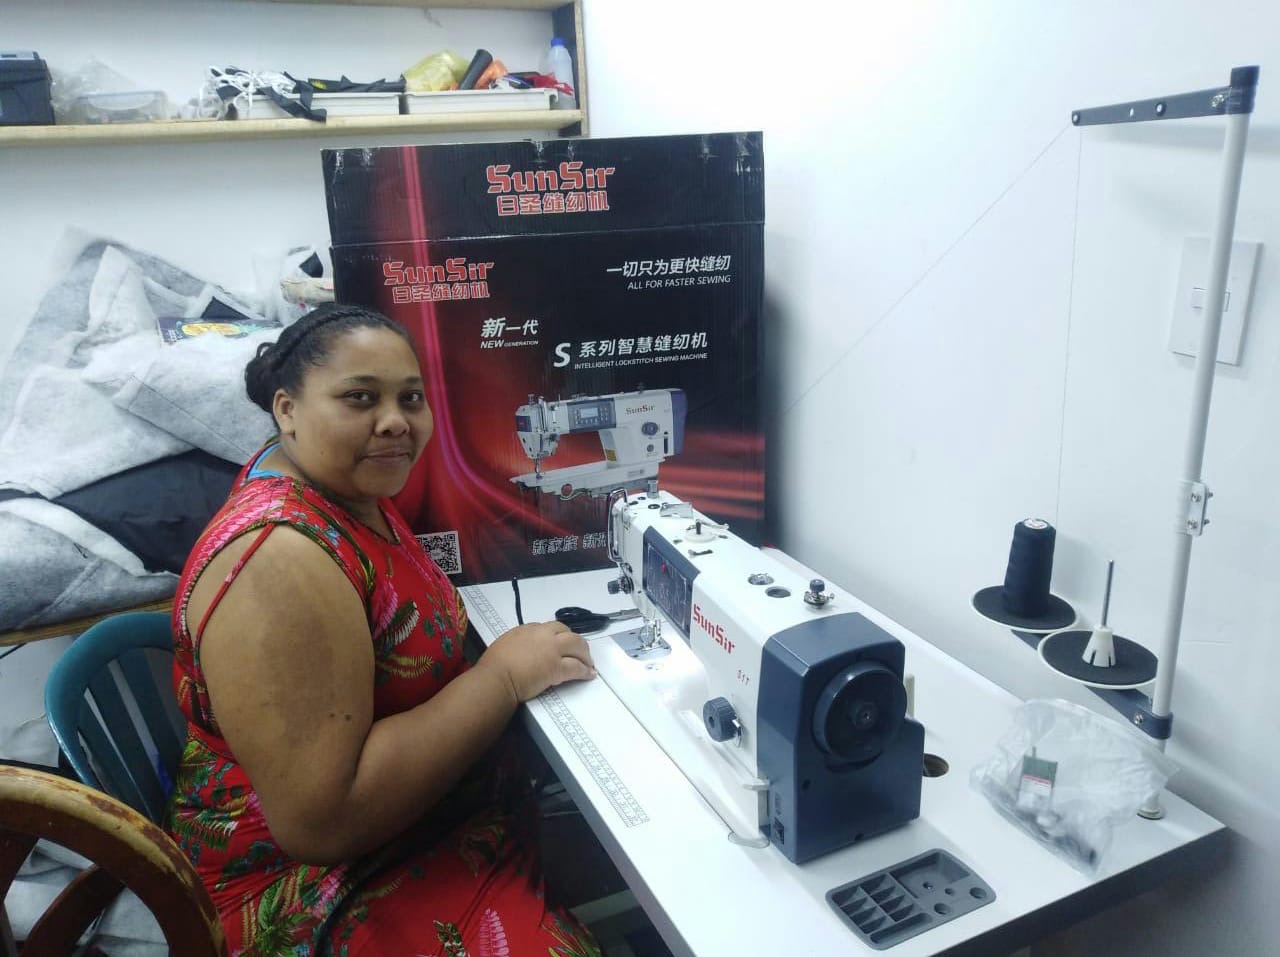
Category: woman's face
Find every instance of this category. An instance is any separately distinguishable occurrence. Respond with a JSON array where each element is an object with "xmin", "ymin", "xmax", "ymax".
[{"xmin": 273, "ymin": 326, "xmax": 433, "ymax": 505}]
